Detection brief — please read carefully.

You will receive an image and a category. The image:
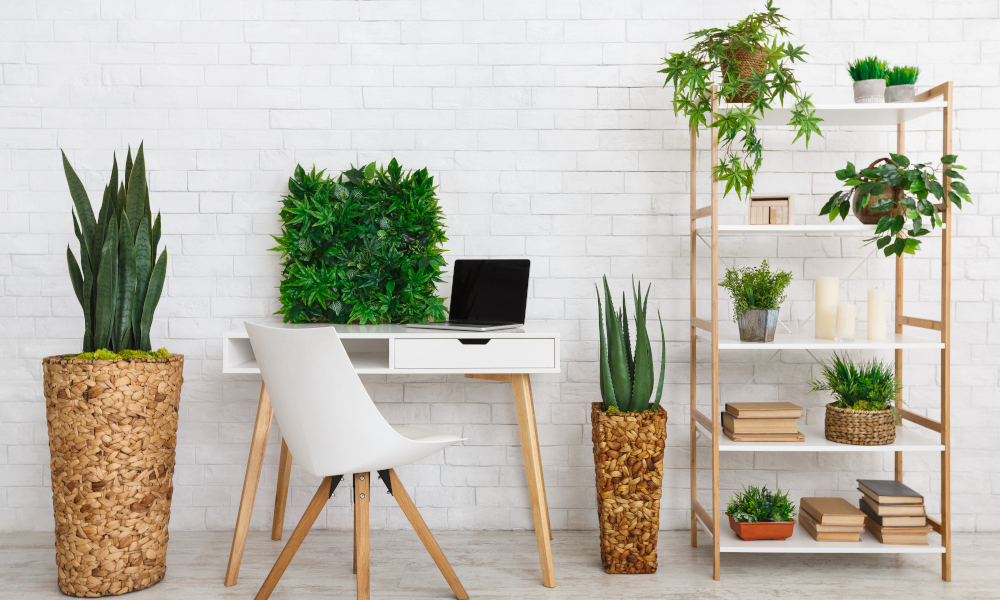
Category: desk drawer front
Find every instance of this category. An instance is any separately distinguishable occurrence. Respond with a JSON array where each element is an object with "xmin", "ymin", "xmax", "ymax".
[{"xmin": 393, "ymin": 338, "xmax": 555, "ymax": 370}]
